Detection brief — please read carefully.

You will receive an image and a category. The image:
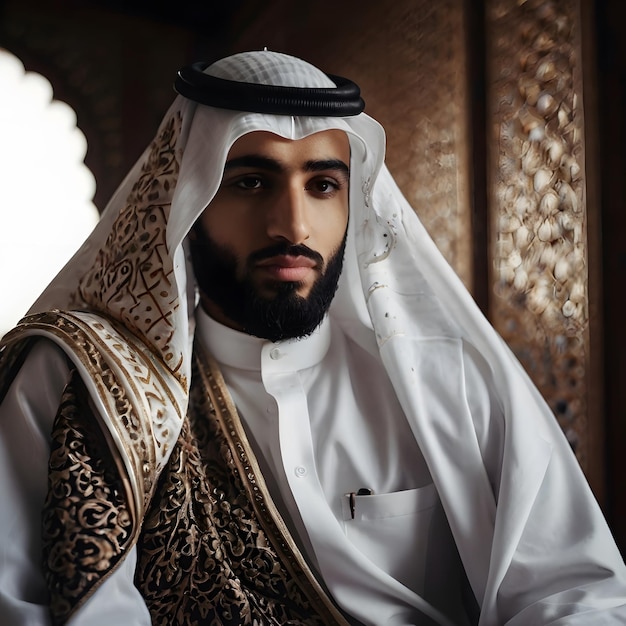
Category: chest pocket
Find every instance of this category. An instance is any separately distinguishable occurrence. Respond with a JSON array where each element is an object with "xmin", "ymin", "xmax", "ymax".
[{"xmin": 340, "ymin": 483, "xmax": 461, "ymax": 602}]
